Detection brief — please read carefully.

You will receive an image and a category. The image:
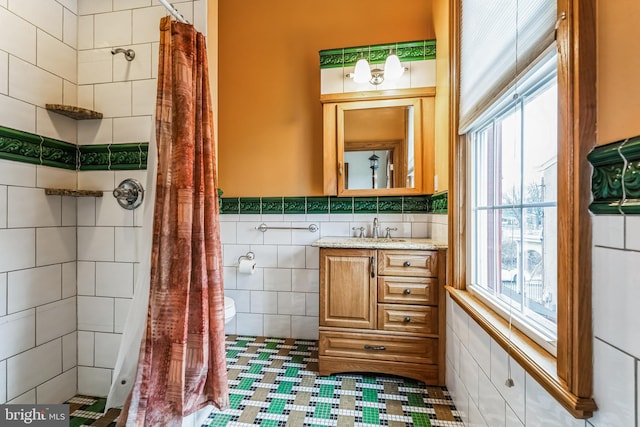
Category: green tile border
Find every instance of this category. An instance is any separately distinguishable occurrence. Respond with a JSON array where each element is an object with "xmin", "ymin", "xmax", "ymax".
[
  {"xmin": 319, "ymin": 40, "xmax": 436, "ymax": 69},
  {"xmin": 430, "ymin": 191, "xmax": 448, "ymax": 214},
  {"xmin": 0, "ymin": 124, "xmax": 148, "ymax": 171},
  {"xmin": 79, "ymin": 143, "xmax": 148, "ymax": 171},
  {"xmin": 219, "ymin": 194, "xmax": 448, "ymax": 215},
  {"xmin": 588, "ymin": 135, "xmax": 640, "ymax": 214}
]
